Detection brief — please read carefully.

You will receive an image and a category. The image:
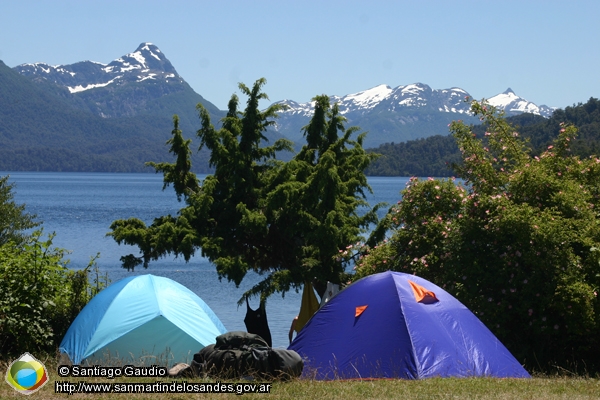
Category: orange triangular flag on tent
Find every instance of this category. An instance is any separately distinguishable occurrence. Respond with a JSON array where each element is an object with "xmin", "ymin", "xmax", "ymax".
[
  {"xmin": 408, "ymin": 280, "xmax": 439, "ymax": 304},
  {"xmin": 355, "ymin": 305, "xmax": 368, "ymax": 317}
]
